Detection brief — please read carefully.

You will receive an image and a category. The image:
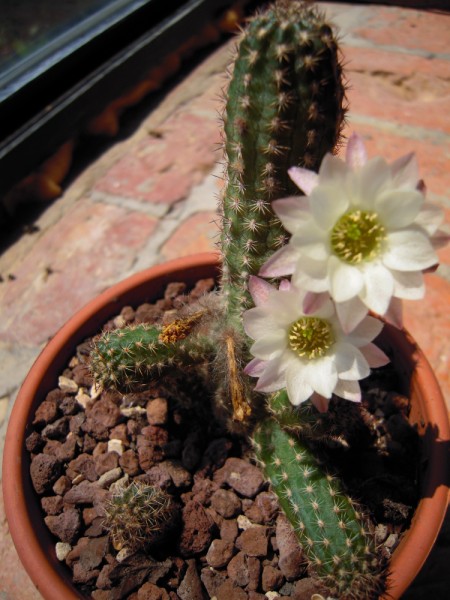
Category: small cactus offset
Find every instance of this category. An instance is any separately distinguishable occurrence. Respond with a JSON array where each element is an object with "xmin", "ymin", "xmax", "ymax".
[
  {"xmin": 253, "ymin": 419, "xmax": 386, "ymax": 599},
  {"xmin": 220, "ymin": 0, "xmax": 346, "ymax": 325},
  {"xmin": 90, "ymin": 319, "xmax": 216, "ymax": 390},
  {"xmin": 103, "ymin": 482, "xmax": 177, "ymax": 552}
]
